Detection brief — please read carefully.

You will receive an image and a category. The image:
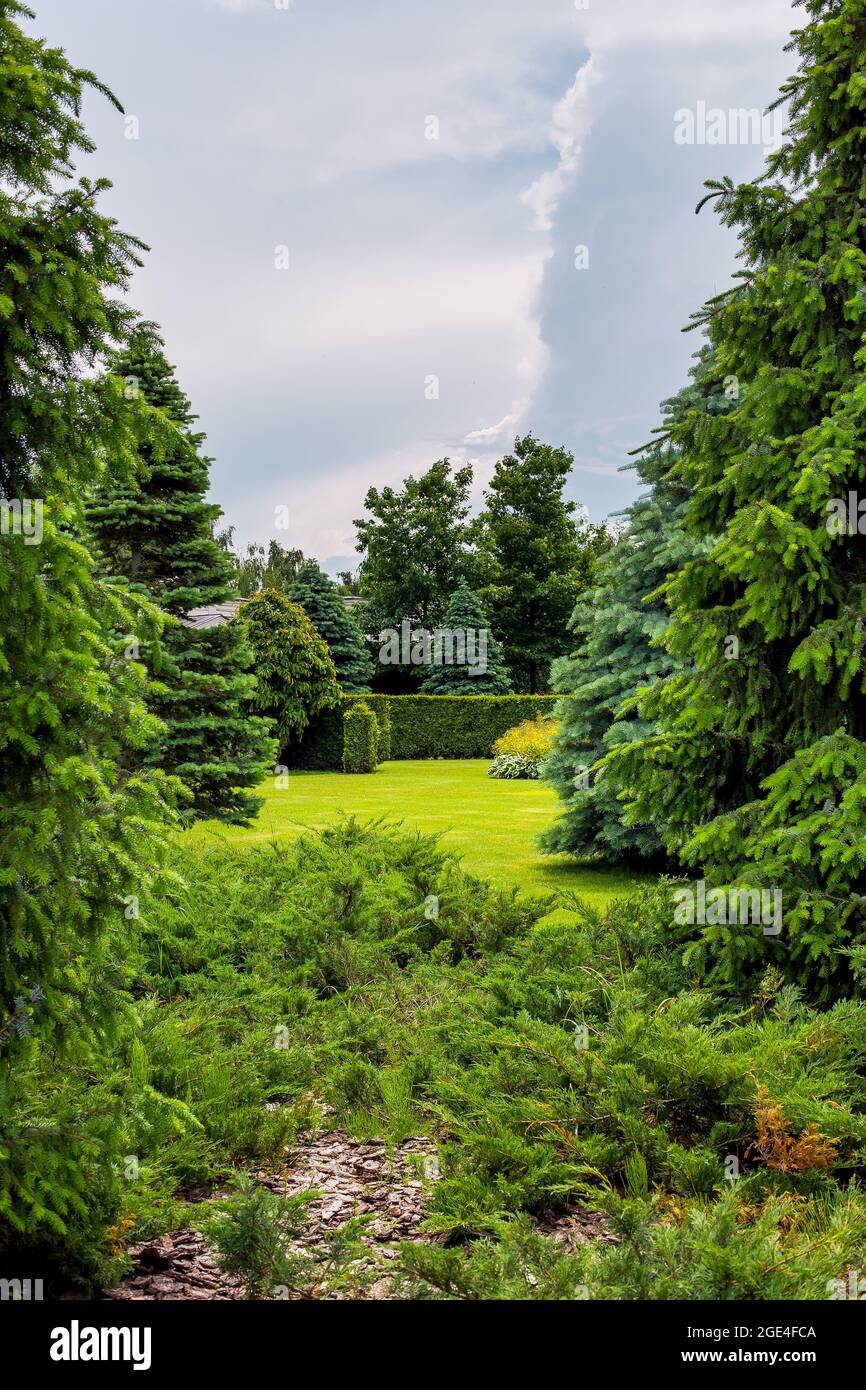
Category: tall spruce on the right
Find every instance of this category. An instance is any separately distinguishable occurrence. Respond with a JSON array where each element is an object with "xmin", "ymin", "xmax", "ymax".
[
  {"xmin": 541, "ymin": 350, "xmax": 728, "ymax": 866},
  {"xmin": 607, "ymin": 0, "xmax": 866, "ymax": 1001}
]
